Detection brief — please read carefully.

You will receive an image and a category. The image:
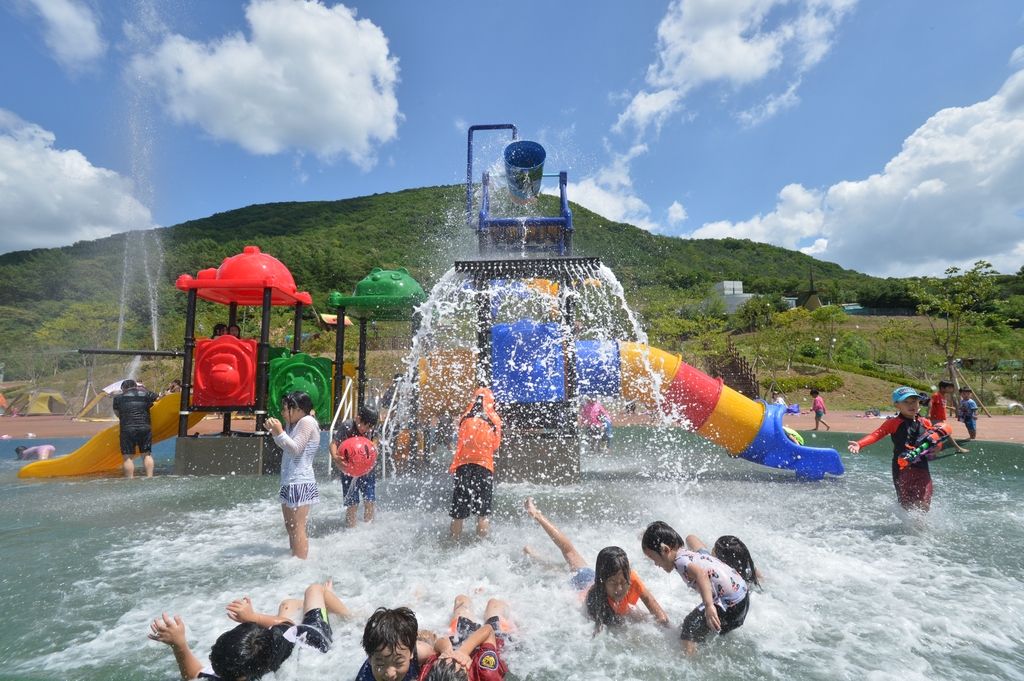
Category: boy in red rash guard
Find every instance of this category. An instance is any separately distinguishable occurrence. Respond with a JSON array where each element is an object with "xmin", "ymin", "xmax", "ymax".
[
  {"xmin": 848, "ymin": 387, "xmax": 942, "ymax": 512},
  {"xmin": 928, "ymin": 380, "xmax": 970, "ymax": 454},
  {"xmin": 419, "ymin": 595, "xmax": 510, "ymax": 681}
]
